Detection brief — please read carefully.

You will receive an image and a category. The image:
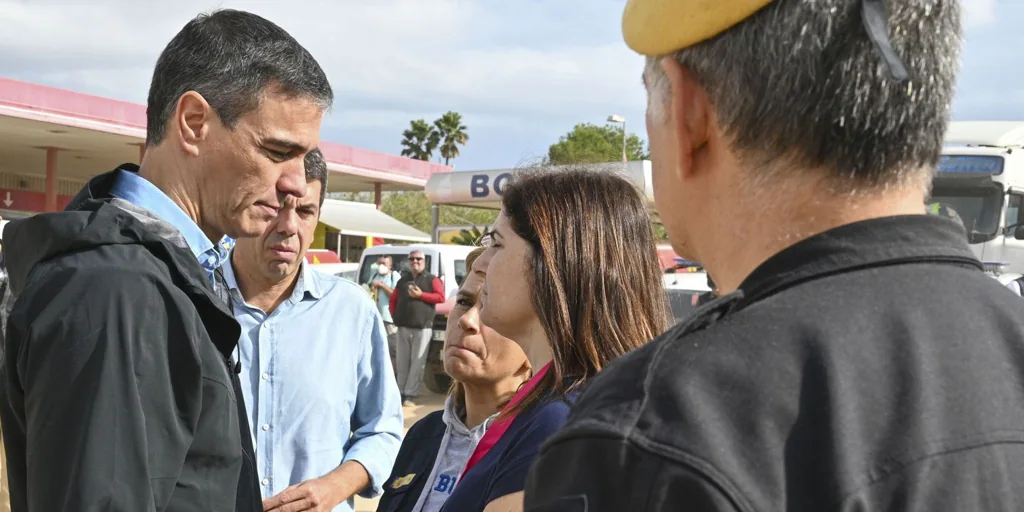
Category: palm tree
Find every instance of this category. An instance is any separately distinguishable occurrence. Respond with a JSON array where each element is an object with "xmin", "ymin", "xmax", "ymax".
[
  {"xmin": 433, "ymin": 111, "xmax": 469, "ymax": 166},
  {"xmin": 449, "ymin": 226, "xmax": 483, "ymax": 246},
  {"xmin": 400, "ymin": 119, "xmax": 439, "ymax": 161}
]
